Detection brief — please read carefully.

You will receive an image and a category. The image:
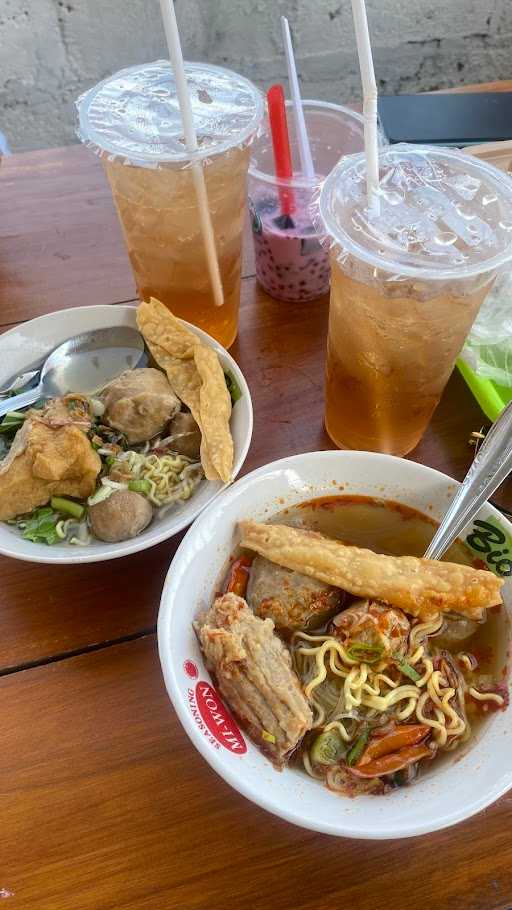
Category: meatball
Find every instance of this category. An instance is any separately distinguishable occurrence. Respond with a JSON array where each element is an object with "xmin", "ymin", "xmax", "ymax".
[
  {"xmin": 165, "ymin": 411, "xmax": 201, "ymax": 459},
  {"xmin": 100, "ymin": 368, "xmax": 180, "ymax": 443},
  {"xmin": 330, "ymin": 600, "xmax": 410, "ymax": 658},
  {"xmin": 89, "ymin": 490, "xmax": 153, "ymax": 542},
  {"xmin": 435, "ymin": 615, "xmax": 478, "ymax": 647},
  {"xmin": 246, "ymin": 555, "xmax": 343, "ymax": 632}
]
